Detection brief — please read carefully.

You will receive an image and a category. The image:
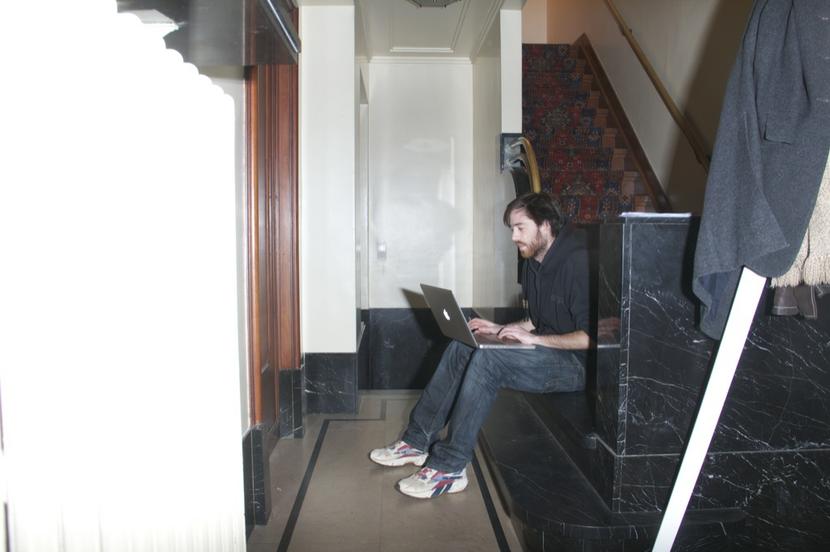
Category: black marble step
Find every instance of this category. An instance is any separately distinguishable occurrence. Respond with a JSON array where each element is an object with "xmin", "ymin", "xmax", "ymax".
[
  {"xmin": 521, "ymin": 391, "xmax": 617, "ymax": 510},
  {"xmin": 479, "ymin": 390, "xmax": 746, "ymax": 551},
  {"xmin": 523, "ymin": 391, "xmax": 598, "ymax": 458}
]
